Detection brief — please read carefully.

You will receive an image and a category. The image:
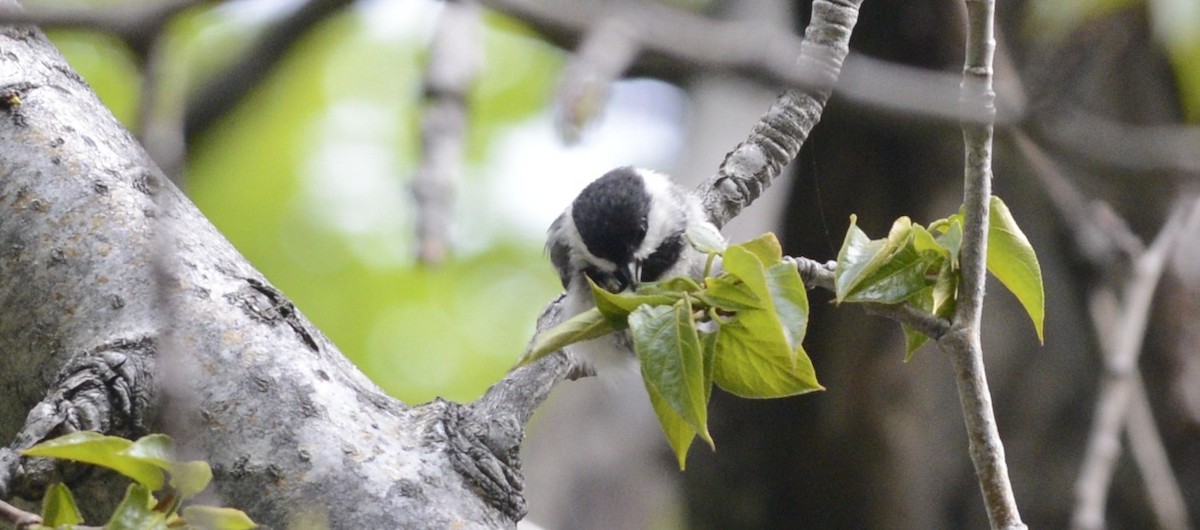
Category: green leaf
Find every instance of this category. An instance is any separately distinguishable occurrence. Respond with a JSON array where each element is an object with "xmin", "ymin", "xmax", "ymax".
[
  {"xmin": 23, "ymin": 432, "xmax": 164, "ymax": 491},
  {"xmin": 645, "ymin": 276, "xmax": 704, "ymax": 294},
  {"xmin": 902, "ymin": 287, "xmax": 935, "ymax": 361},
  {"xmin": 987, "ymin": 196, "xmax": 1045, "ymax": 343},
  {"xmin": 737, "ymin": 233, "xmax": 785, "ymax": 267},
  {"xmin": 701, "ymin": 328, "xmax": 717, "ymax": 402},
  {"xmin": 885, "ymin": 216, "xmax": 914, "ymax": 248},
  {"xmin": 713, "ymin": 245, "xmax": 822, "ymax": 397},
  {"xmin": 911, "ymin": 224, "xmax": 950, "ymax": 260},
  {"xmin": 712, "ymin": 319, "xmax": 823, "ymax": 398},
  {"xmin": 41, "ymin": 483, "xmax": 83, "ymax": 527},
  {"xmin": 123, "ymin": 435, "xmax": 213, "ymax": 500},
  {"xmin": 181, "ymin": 506, "xmax": 258, "ymax": 530},
  {"xmin": 841, "ymin": 244, "xmax": 936, "ymax": 305},
  {"xmin": 630, "ymin": 300, "xmax": 712, "ymax": 447},
  {"xmin": 517, "ymin": 308, "xmax": 619, "ymax": 367},
  {"xmin": 166, "ymin": 461, "xmax": 213, "ymax": 501},
  {"xmin": 902, "ymin": 323, "xmax": 929, "ymax": 361},
  {"xmin": 106, "ymin": 484, "xmax": 167, "ymax": 530},
  {"xmin": 645, "ymin": 378, "xmax": 697, "ymax": 470},
  {"xmin": 932, "ymin": 259, "xmax": 958, "ymax": 317},
  {"xmin": 936, "ymin": 215, "xmax": 964, "ymax": 266},
  {"xmin": 697, "ymin": 275, "xmax": 762, "ymax": 311},
  {"xmin": 589, "ymin": 276, "xmax": 680, "ymax": 323},
  {"xmin": 764, "ymin": 262, "xmax": 809, "ymax": 352},
  {"xmin": 721, "ymin": 245, "xmax": 771, "ymax": 302},
  {"xmin": 834, "ymin": 216, "xmax": 892, "ymax": 302}
]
